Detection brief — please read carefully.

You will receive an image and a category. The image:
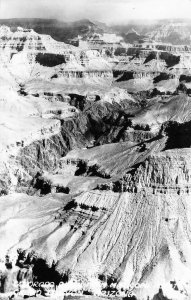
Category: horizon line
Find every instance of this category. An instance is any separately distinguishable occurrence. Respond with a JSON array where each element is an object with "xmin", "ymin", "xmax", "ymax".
[{"xmin": 1, "ymin": 17, "xmax": 191, "ymax": 25}]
